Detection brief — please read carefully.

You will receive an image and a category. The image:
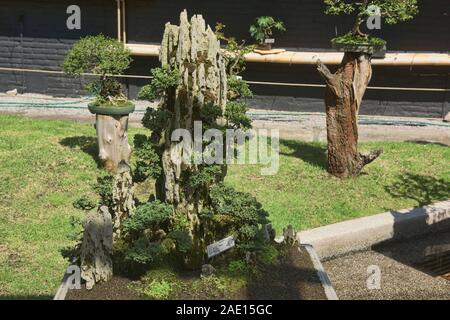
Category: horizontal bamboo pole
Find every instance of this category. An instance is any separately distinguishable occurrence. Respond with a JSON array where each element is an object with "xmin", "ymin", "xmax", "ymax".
[
  {"xmin": 126, "ymin": 43, "xmax": 160, "ymax": 56},
  {"xmin": 125, "ymin": 43, "xmax": 450, "ymax": 66}
]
